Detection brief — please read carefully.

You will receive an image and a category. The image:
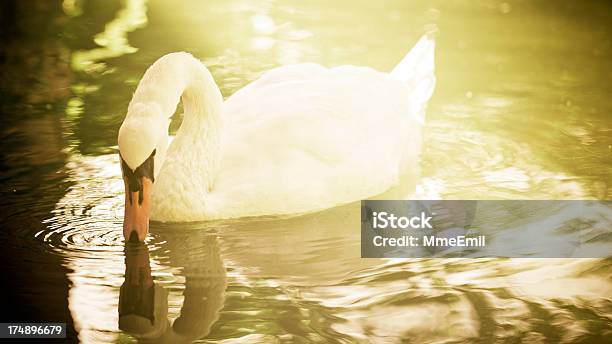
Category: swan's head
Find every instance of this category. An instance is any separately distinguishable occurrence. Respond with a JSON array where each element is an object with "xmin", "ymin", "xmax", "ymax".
[{"xmin": 118, "ymin": 102, "xmax": 166, "ymax": 242}]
